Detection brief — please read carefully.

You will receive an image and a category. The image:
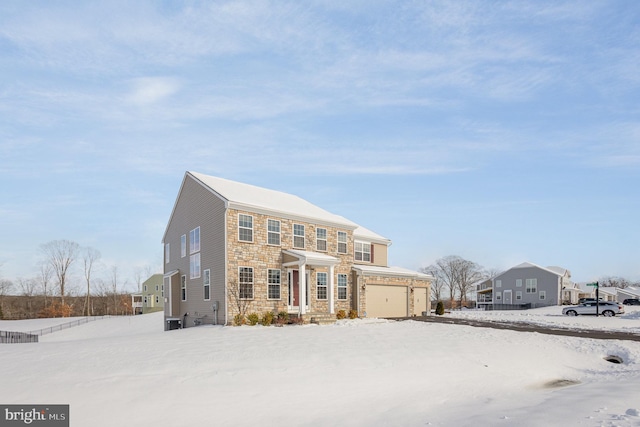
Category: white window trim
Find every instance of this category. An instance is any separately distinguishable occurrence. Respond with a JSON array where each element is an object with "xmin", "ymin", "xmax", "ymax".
[
  {"xmin": 181, "ymin": 275, "xmax": 187, "ymax": 302},
  {"xmin": 316, "ymin": 227, "xmax": 328, "ymax": 252},
  {"xmin": 181, "ymin": 234, "xmax": 186, "ymax": 258},
  {"xmin": 267, "ymin": 219, "xmax": 281, "ymax": 246},
  {"xmin": 337, "ymin": 231, "xmax": 347, "ymax": 254},
  {"xmin": 337, "ymin": 274, "xmax": 348, "ymax": 300},
  {"xmin": 268, "ymin": 269, "xmax": 281, "ymax": 300},
  {"xmin": 239, "ymin": 266, "xmax": 254, "ymax": 300},
  {"xmin": 190, "ymin": 253, "xmax": 201, "ymax": 279},
  {"xmin": 203, "ymin": 269, "xmax": 211, "ymax": 301},
  {"xmin": 516, "ymin": 291, "xmax": 522, "ymax": 300},
  {"xmin": 354, "ymin": 241, "xmax": 371, "ymax": 262},
  {"xmin": 190, "ymin": 227, "xmax": 200, "ymax": 254},
  {"xmin": 539, "ymin": 290, "xmax": 546, "ymax": 300},
  {"xmin": 495, "ymin": 291, "xmax": 502, "ymax": 301},
  {"xmin": 526, "ymin": 278, "xmax": 537, "ymax": 294},
  {"xmin": 165, "ymin": 243, "xmax": 170, "ymax": 264},
  {"xmin": 238, "ymin": 214, "xmax": 253, "ymax": 243},
  {"xmin": 316, "ymin": 272, "xmax": 328, "ymax": 300},
  {"xmin": 293, "ymin": 224, "xmax": 305, "ymax": 249},
  {"xmin": 516, "ymin": 279, "xmax": 522, "ymax": 287},
  {"xmin": 495, "ymin": 279, "xmax": 502, "ymax": 288}
]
